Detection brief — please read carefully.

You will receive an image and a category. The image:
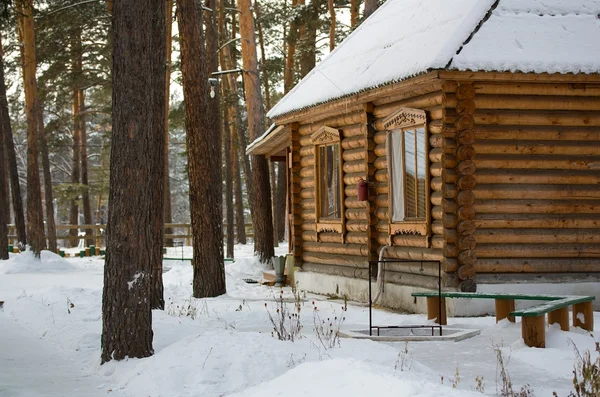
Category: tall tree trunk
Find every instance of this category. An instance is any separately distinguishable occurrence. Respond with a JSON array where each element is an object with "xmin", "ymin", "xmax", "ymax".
[
  {"xmin": 219, "ymin": 0, "xmax": 234, "ymax": 258},
  {"xmin": 232, "ymin": 128, "xmax": 246, "ymax": 244},
  {"xmin": 163, "ymin": 0, "xmax": 173, "ymax": 247},
  {"xmin": 0, "ymin": 87, "xmax": 8, "ymax": 260},
  {"xmin": 269, "ymin": 162, "xmax": 278, "ymax": 247},
  {"xmin": 363, "ymin": 0, "xmax": 379, "ymax": 19},
  {"xmin": 226, "ymin": 2, "xmax": 254, "ymax": 211},
  {"xmin": 299, "ymin": 0, "xmax": 322, "ymax": 77},
  {"xmin": 16, "ymin": 0, "xmax": 45, "ymax": 256},
  {"xmin": 254, "ymin": 0, "xmax": 270, "ymax": 111},
  {"xmin": 69, "ymin": 87, "xmax": 80, "ymax": 247},
  {"xmin": 79, "ymin": 90, "xmax": 93, "ymax": 247},
  {"xmin": 37, "ymin": 99, "xmax": 57, "ymax": 253},
  {"xmin": 70, "ymin": 32, "xmax": 82, "ymax": 248},
  {"xmin": 284, "ymin": 0, "xmax": 300, "ymax": 94},
  {"xmin": 177, "ymin": 0, "xmax": 225, "ymax": 298},
  {"xmin": 239, "ymin": 0, "xmax": 274, "ymax": 264},
  {"xmin": 101, "ymin": 0, "xmax": 165, "ymax": 364},
  {"xmin": 350, "ymin": 0, "xmax": 359, "ymax": 28},
  {"xmin": 0, "ymin": 32, "xmax": 26, "ymax": 247},
  {"xmin": 328, "ymin": 0, "xmax": 335, "ymax": 51}
]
